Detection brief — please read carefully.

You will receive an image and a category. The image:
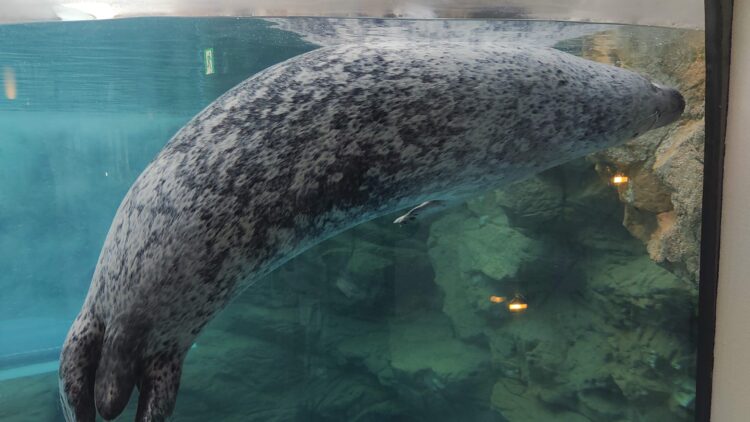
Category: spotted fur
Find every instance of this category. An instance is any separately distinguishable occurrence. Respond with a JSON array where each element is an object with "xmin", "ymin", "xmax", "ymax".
[{"xmin": 59, "ymin": 42, "xmax": 684, "ymax": 421}]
